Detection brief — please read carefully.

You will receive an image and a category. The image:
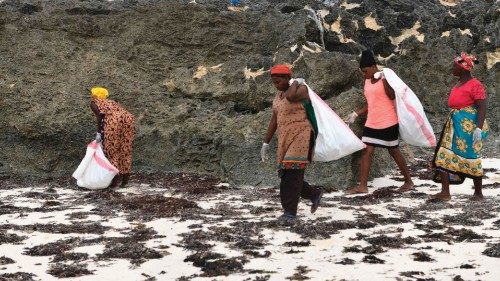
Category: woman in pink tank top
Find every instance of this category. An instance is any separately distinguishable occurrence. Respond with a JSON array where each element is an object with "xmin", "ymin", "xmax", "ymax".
[{"xmin": 344, "ymin": 50, "xmax": 414, "ymax": 194}]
